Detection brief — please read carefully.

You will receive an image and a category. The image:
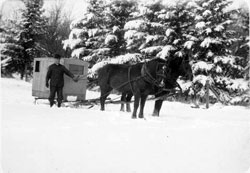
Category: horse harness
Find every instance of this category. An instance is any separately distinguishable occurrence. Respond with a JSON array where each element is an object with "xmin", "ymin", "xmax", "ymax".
[
  {"xmin": 141, "ymin": 61, "xmax": 166, "ymax": 88},
  {"xmin": 128, "ymin": 60, "xmax": 182, "ymax": 94},
  {"xmin": 127, "ymin": 60, "xmax": 167, "ymax": 93}
]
